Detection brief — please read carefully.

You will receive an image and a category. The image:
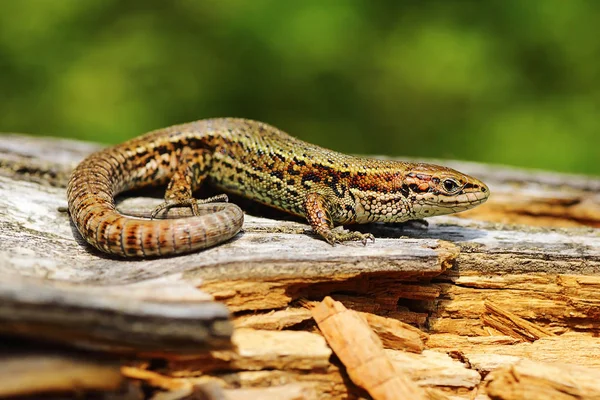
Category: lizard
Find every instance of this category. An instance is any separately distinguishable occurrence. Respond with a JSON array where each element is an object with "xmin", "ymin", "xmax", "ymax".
[{"xmin": 67, "ymin": 118, "xmax": 489, "ymax": 257}]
